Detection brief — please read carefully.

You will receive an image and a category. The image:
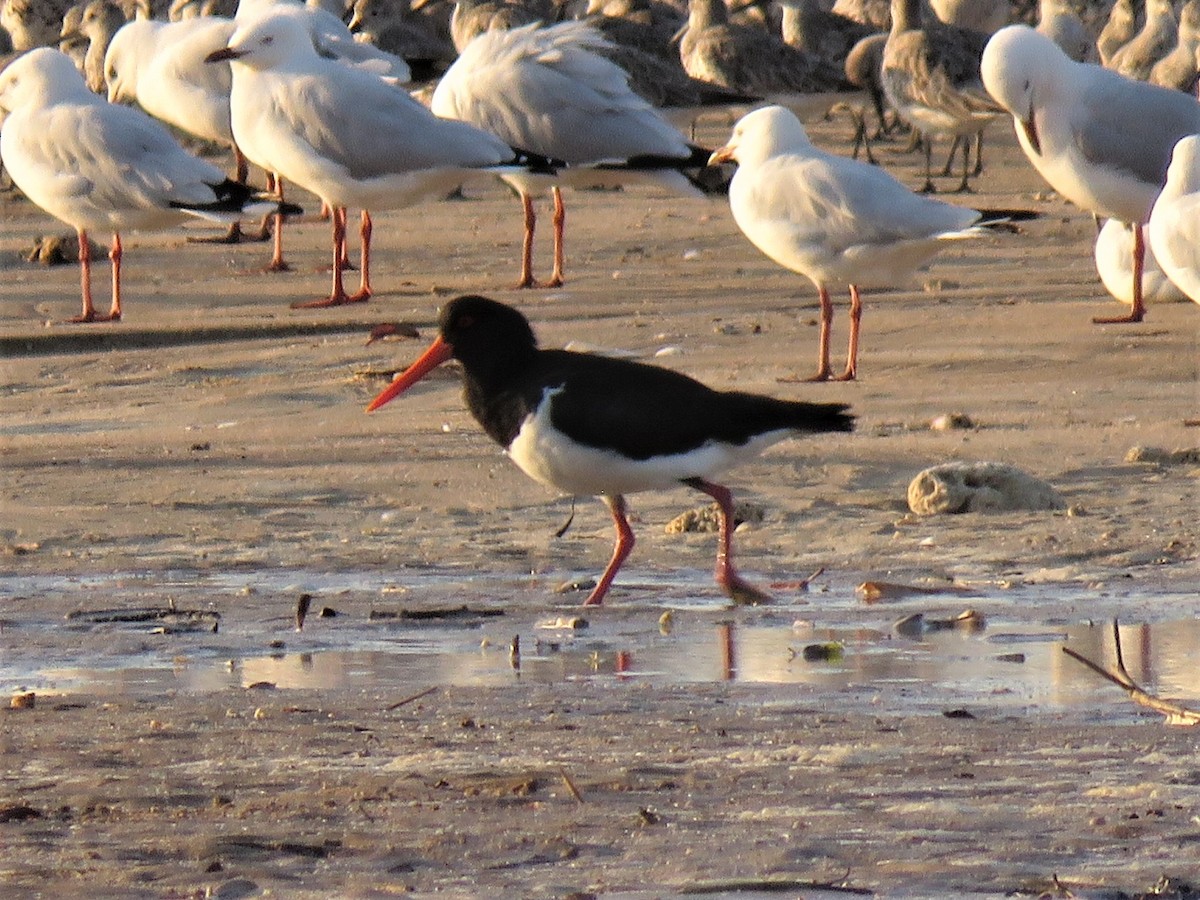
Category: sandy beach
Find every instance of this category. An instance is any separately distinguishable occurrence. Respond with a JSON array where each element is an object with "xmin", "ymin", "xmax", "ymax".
[{"xmin": 1, "ymin": 108, "xmax": 1198, "ymax": 897}]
